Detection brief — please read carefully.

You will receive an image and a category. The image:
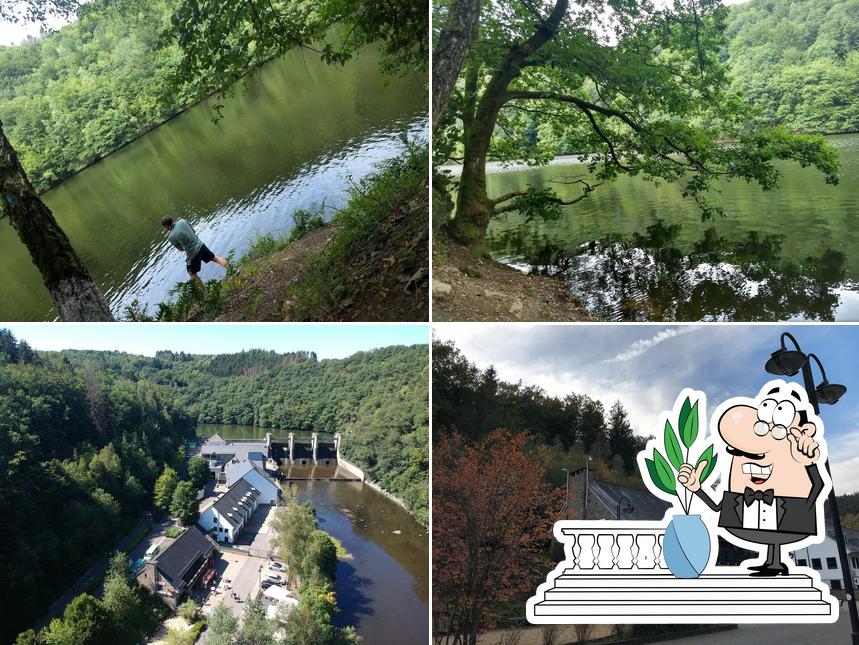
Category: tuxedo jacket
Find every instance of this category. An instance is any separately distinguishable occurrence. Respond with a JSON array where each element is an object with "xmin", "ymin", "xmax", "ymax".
[{"xmin": 693, "ymin": 464, "xmax": 824, "ymax": 537}]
